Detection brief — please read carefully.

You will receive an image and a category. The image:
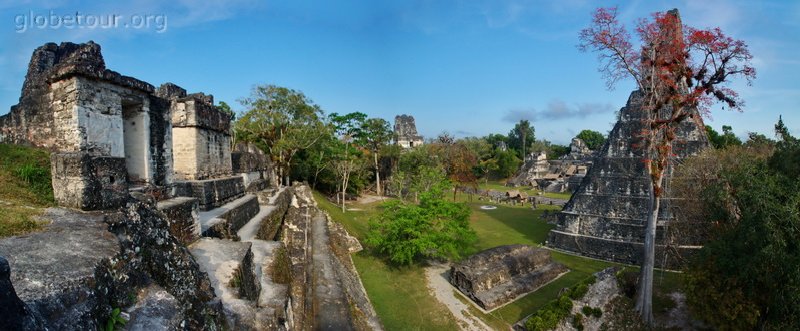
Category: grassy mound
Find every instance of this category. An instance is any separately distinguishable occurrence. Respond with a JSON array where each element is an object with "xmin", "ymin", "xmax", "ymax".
[{"xmin": 0, "ymin": 143, "xmax": 54, "ymax": 237}]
